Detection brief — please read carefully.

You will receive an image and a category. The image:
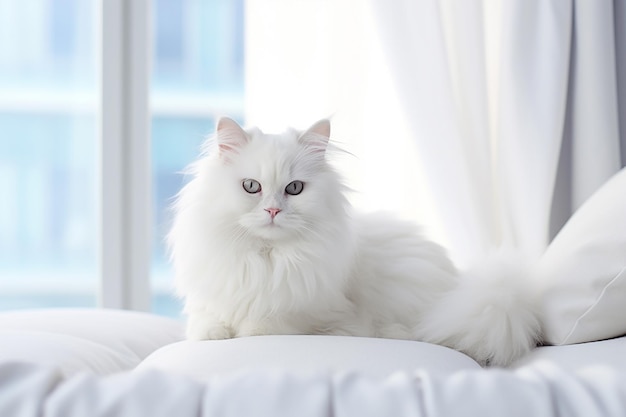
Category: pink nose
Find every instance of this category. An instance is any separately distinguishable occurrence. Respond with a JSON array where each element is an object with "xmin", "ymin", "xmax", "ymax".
[{"xmin": 265, "ymin": 208, "xmax": 281, "ymax": 219}]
